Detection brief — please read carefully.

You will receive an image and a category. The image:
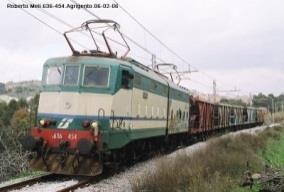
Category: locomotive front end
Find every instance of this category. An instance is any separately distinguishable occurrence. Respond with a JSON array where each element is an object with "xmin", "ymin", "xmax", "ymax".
[{"xmin": 20, "ymin": 56, "xmax": 118, "ymax": 176}]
